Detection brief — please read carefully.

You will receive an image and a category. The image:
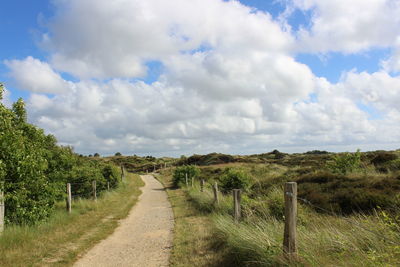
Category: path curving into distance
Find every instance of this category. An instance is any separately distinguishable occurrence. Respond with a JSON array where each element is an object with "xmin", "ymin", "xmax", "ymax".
[{"xmin": 74, "ymin": 175, "xmax": 174, "ymax": 267}]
